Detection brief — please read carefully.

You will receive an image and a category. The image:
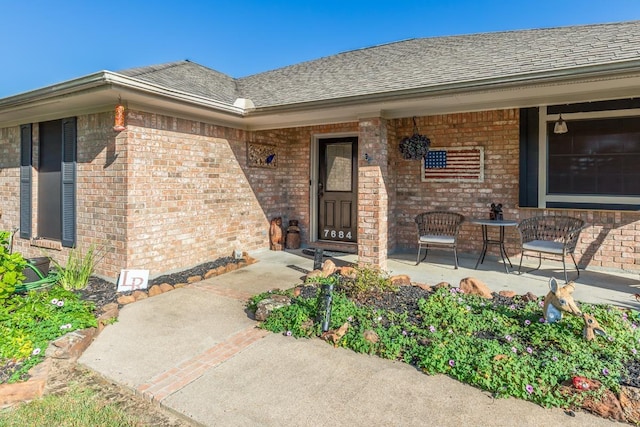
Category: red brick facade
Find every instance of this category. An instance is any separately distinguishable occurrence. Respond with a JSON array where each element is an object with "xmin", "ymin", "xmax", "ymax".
[{"xmin": 1, "ymin": 107, "xmax": 638, "ymax": 280}]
